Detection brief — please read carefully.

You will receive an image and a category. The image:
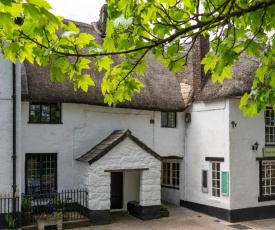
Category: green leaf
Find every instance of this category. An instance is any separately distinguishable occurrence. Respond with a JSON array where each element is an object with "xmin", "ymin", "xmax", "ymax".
[
  {"xmin": 96, "ymin": 56, "xmax": 114, "ymax": 72},
  {"xmin": 74, "ymin": 74, "xmax": 95, "ymax": 92},
  {"xmin": 26, "ymin": 0, "xmax": 52, "ymax": 10}
]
